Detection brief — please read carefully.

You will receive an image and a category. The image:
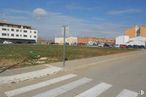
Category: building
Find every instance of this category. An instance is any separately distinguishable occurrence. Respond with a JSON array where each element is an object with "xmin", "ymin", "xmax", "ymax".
[
  {"xmin": 55, "ymin": 37, "xmax": 115, "ymax": 45},
  {"xmin": 78, "ymin": 37, "xmax": 115, "ymax": 45},
  {"xmin": 55, "ymin": 37, "xmax": 78, "ymax": 45},
  {"xmin": 115, "ymin": 35, "xmax": 129, "ymax": 45},
  {"xmin": 0, "ymin": 21, "xmax": 38, "ymax": 44},
  {"xmin": 125, "ymin": 25, "xmax": 146, "ymax": 38},
  {"xmin": 116, "ymin": 25, "xmax": 146, "ymax": 46}
]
